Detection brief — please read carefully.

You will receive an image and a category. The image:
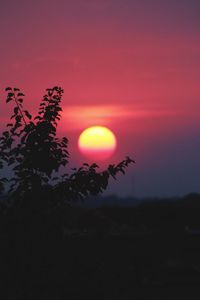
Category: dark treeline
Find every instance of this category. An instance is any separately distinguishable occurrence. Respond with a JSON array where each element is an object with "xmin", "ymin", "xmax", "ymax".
[{"xmin": 0, "ymin": 193, "xmax": 200, "ymax": 299}]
